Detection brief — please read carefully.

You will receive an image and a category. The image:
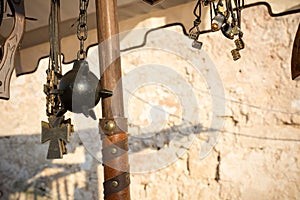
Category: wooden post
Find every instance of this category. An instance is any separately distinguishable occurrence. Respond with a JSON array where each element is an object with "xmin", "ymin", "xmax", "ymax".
[{"xmin": 95, "ymin": 0, "xmax": 131, "ymax": 200}]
